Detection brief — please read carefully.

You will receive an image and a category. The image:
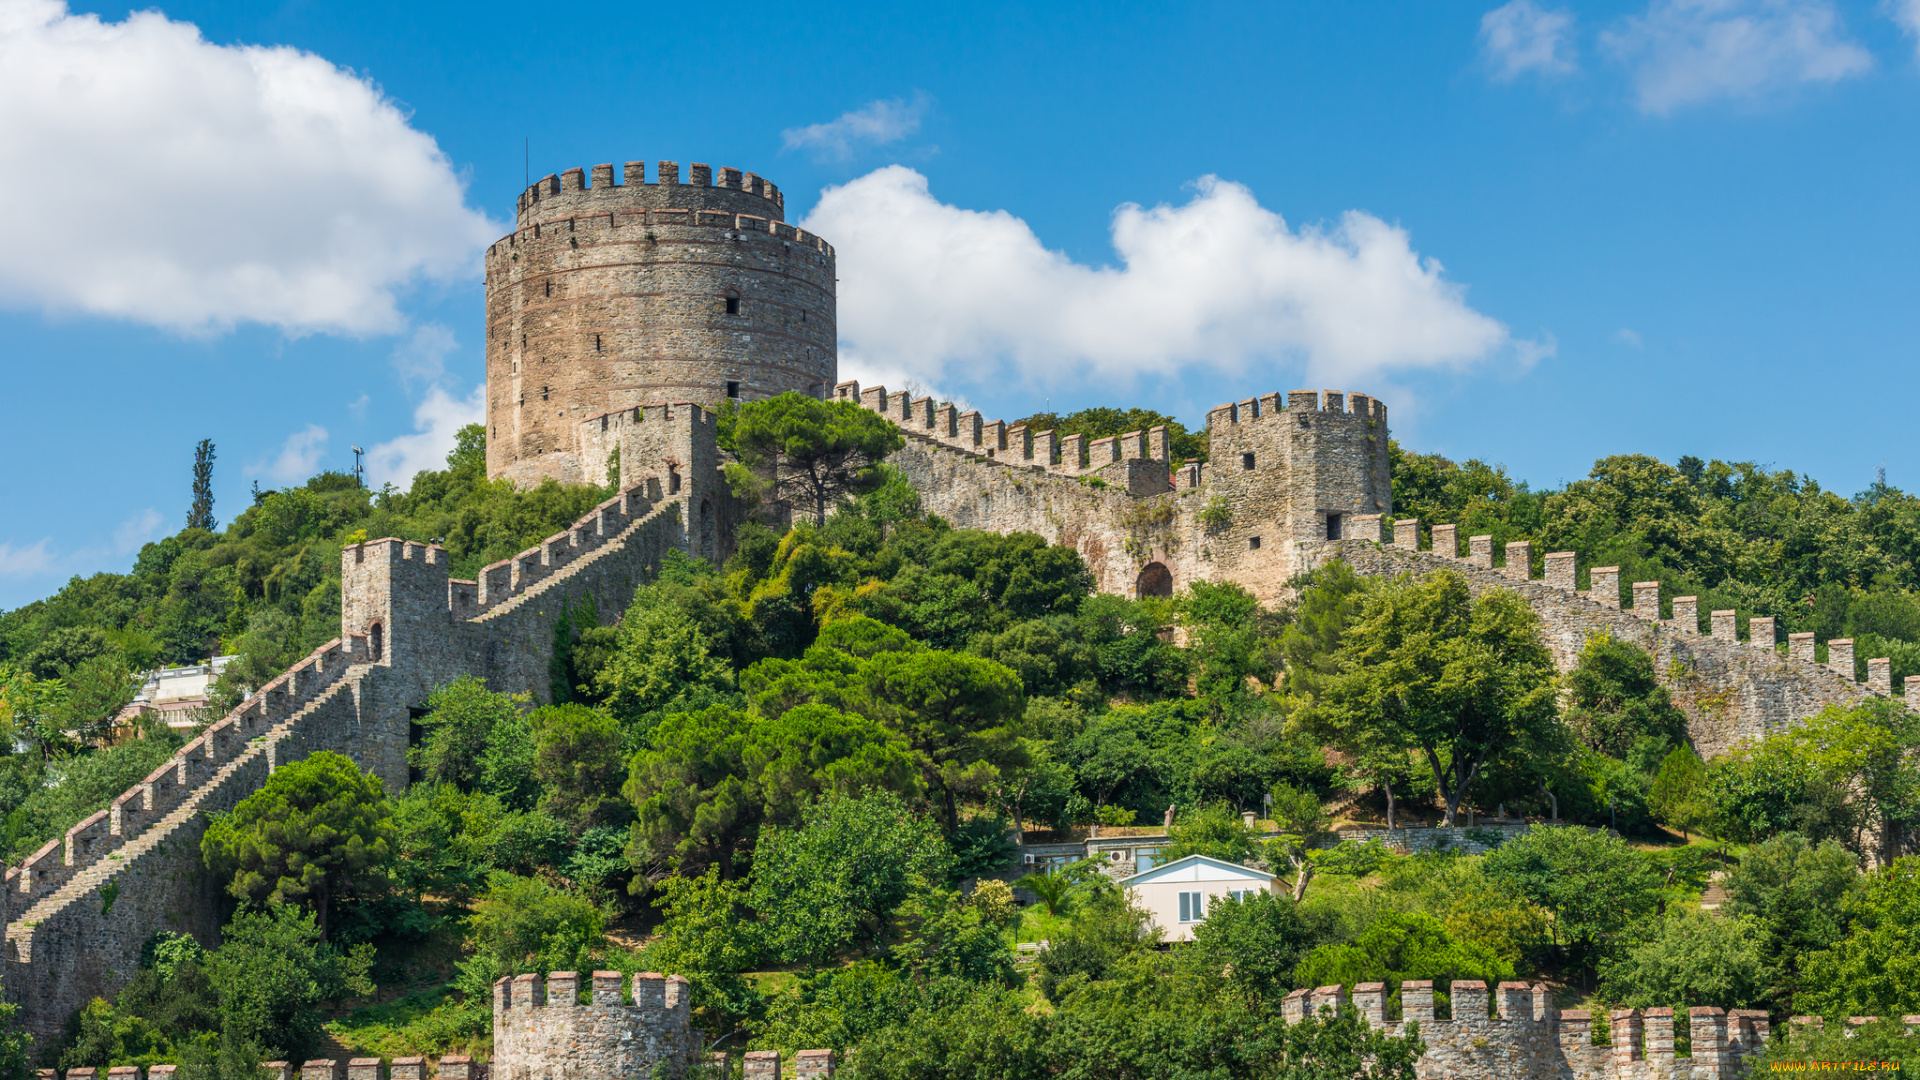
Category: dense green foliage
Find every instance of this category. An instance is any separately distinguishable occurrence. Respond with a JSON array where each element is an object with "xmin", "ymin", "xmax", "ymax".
[{"xmin": 14, "ymin": 412, "xmax": 1920, "ymax": 1065}]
